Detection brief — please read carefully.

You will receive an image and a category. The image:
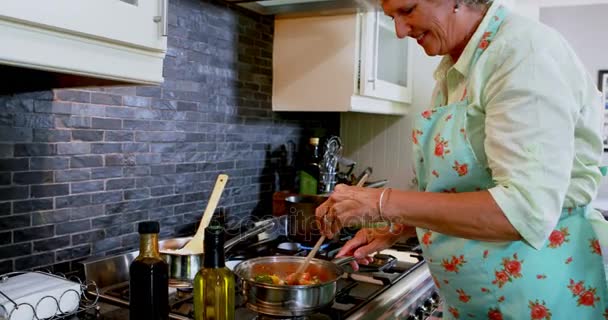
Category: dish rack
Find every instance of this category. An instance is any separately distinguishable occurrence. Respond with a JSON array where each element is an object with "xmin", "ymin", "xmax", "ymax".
[{"xmin": 0, "ymin": 271, "xmax": 99, "ymax": 320}]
